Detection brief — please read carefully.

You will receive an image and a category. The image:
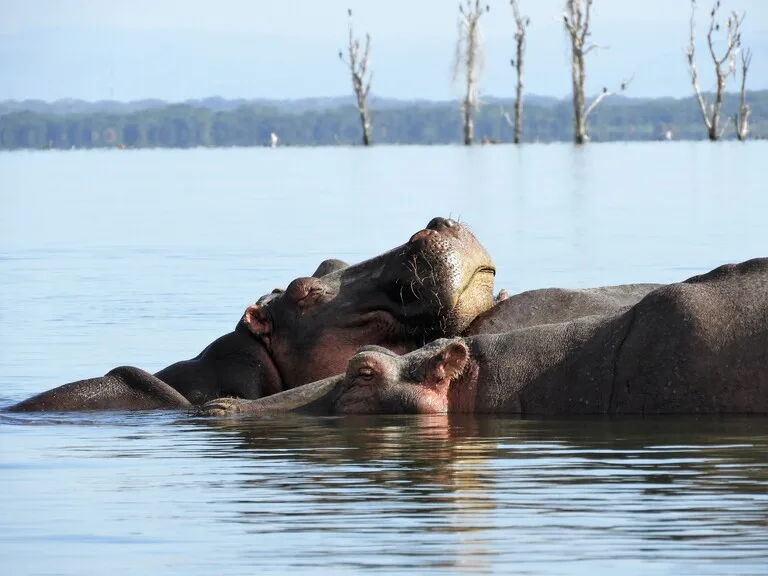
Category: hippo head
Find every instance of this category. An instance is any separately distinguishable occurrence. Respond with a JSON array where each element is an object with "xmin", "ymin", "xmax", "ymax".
[
  {"xmin": 330, "ymin": 340, "xmax": 471, "ymax": 414},
  {"xmin": 200, "ymin": 338, "xmax": 473, "ymax": 416},
  {"xmin": 241, "ymin": 217, "xmax": 494, "ymax": 391}
]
